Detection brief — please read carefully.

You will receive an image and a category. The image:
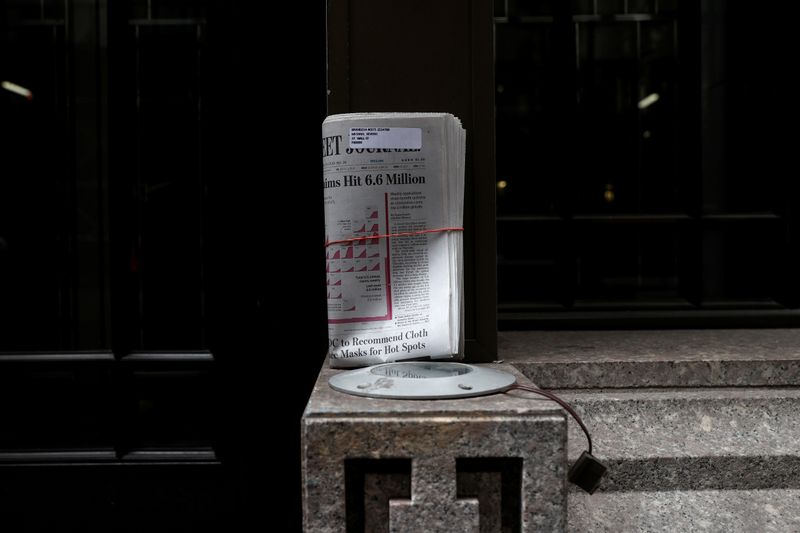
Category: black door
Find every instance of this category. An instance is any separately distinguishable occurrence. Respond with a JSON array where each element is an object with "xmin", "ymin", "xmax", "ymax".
[{"xmin": 0, "ymin": 1, "xmax": 326, "ymax": 530}]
